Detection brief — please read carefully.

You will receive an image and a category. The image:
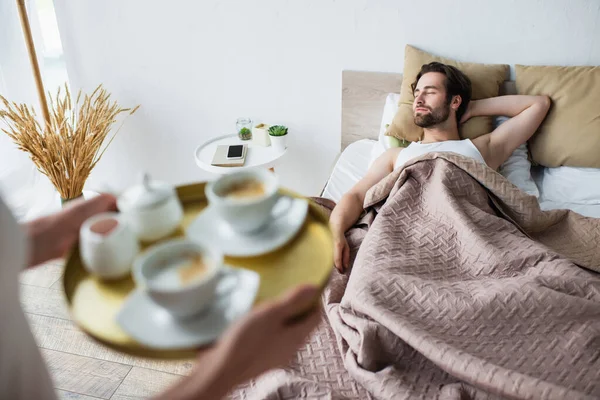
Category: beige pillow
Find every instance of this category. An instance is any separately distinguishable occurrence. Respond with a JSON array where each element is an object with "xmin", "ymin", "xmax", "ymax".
[
  {"xmin": 516, "ymin": 64, "xmax": 600, "ymax": 168},
  {"xmin": 386, "ymin": 45, "xmax": 509, "ymax": 142}
]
